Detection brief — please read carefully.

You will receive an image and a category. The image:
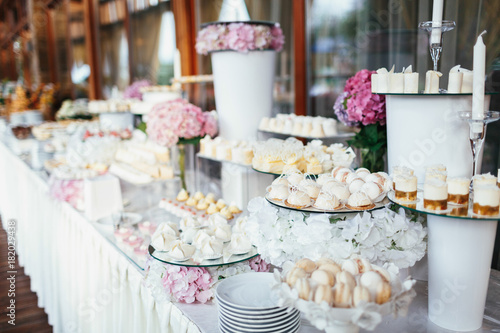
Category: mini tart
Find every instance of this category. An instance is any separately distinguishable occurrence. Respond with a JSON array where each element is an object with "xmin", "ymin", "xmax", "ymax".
[
  {"xmin": 285, "ymin": 190, "xmax": 311, "ymax": 209},
  {"xmin": 176, "ymin": 189, "xmax": 189, "ymax": 202}
]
